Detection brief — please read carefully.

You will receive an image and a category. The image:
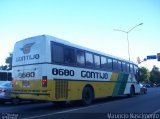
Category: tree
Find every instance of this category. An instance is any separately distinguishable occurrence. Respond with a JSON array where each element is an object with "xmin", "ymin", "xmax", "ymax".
[
  {"xmin": 5, "ymin": 53, "xmax": 12, "ymax": 70},
  {"xmin": 0, "ymin": 65, "xmax": 8, "ymax": 70},
  {"xmin": 138, "ymin": 67, "xmax": 150, "ymax": 83},
  {"xmin": 150, "ymin": 65, "xmax": 160, "ymax": 84},
  {"xmin": 0, "ymin": 53, "xmax": 12, "ymax": 70}
]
